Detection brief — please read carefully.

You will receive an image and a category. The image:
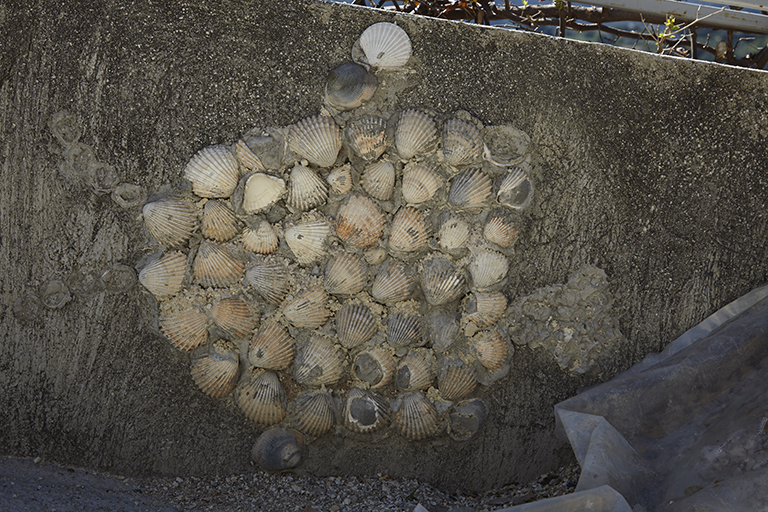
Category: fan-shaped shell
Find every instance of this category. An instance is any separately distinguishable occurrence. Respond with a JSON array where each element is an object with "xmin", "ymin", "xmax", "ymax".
[
  {"xmin": 438, "ymin": 215, "xmax": 470, "ymax": 251},
  {"xmin": 325, "ymin": 62, "xmax": 377, "ymax": 111},
  {"xmin": 395, "ymin": 109, "xmax": 437, "ymax": 160},
  {"xmin": 202, "ymin": 200, "xmax": 241, "ymax": 242},
  {"xmin": 344, "ymin": 387, "xmax": 391, "ymax": 433},
  {"xmin": 246, "ymin": 261, "xmax": 290, "ymax": 304},
  {"xmin": 352, "ymin": 346, "xmax": 395, "ymax": 389},
  {"xmin": 191, "ymin": 341, "xmax": 239, "ymax": 398},
  {"xmin": 396, "ymin": 392, "xmax": 440, "ymax": 440},
  {"xmin": 442, "ymin": 118, "xmax": 483, "ymax": 167},
  {"xmin": 284, "ymin": 220, "xmax": 330, "ymax": 265},
  {"xmin": 469, "ymin": 249, "xmax": 509, "ymax": 290},
  {"xmin": 249, "ymin": 322, "xmax": 296, "ymax": 371},
  {"xmin": 284, "ymin": 287, "xmax": 330, "ymax": 329},
  {"xmin": 211, "ymin": 297, "xmax": 257, "ymax": 339},
  {"xmin": 143, "ymin": 198, "xmax": 197, "ymax": 248},
  {"xmin": 427, "ymin": 310, "xmax": 460, "ymax": 353},
  {"xmin": 402, "ymin": 162, "xmax": 442, "ymax": 205},
  {"xmin": 238, "ymin": 370, "xmax": 287, "ymax": 426},
  {"xmin": 448, "ymin": 398, "xmax": 488, "ymax": 441},
  {"xmin": 437, "ymin": 357, "xmax": 478, "ymax": 401},
  {"xmin": 235, "ymin": 138, "xmax": 266, "ymax": 173},
  {"xmin": 193, "ymin": 240, "xmax": 244, "ymax": 288},
  {"xmin": 327, "ymin": 164, "xmax": 354, "ymax": 195},
  {"xmin": 466, "ymin": 291, "xmax": 507, "ymax": 329},
  {"xmin": 251, "ymin": 426, "xmax": 304, "ymax": 471},
  {"xmin": 396, "ymin": 348, "xmax": 436, "ymax": 392},
  {"xmin": 288, "ymin": 115, "xmax": 342, "ymax": 168},
  {"xmin": 420, "ymin": 254, "xmax": 466, "ymax": 306},
  {"xmin": 484, "ymin": 214, "xmax": 519, "ymax": 247},
  {"xmin": 324, "ymin": 252, "xmax": 367, "ymax": 296},
  {"xmin": 387, "ymin": 312, "xmax": 421, "ymax": 348},
  {"xmin": 335, "ymin": 194, "xmax": 386, "ymax": 248},
  {"xmin": 139, "ymin": 251, "xmax": 187, "ymax": 299},
  {"xmin": 388, "ymin": 207, "xmax": 428, "ymax": 253},
  {"xmin": 448, "ymin": 168, "xmax": 493, "ymax": 212},
  {"xmin": 470, "ymin": 330, "xmax": 509, "ymax": 371},
  {"xmin": 356, "ymin": 22, "xmax": 412, "ymax": 69},
  {"xmin": 361, "ymin": 160, "xmax": 395, "ymax": 201},
  {"xmin": 345, "ymin": 116, "xmax": 387, "ymax": 162},
  {"xmin": 293, "ymin": 334, "xmax": 346, "ymax": 387},
  {"xmin": 288, "ymin": 164, "xmax": 328, "ymax": 212},
  {"xmin": 243, "ymin": 173, "xmax": 286, "ymax": 214},
  {"xmin": 159, "ymin": 305, "xmax": 208, "ymax": 351},
  {"xmin": 371, "ymin": 260, "xmax": 414, "ymax": 304},
  {"xmin": 242, "ymin": 221, "xmax": 279, "ymax": 255},
  {"xmin": 291, "ymin": 391, "xmax": 335, "ymax": 437},
  {"xmin": 184, "ymin": 145, "xmax": 240, "ymax": 199},
  {"xmin": 336, "ymin": 303, "xmax": 377, "ymax": 349},
  {"xmin": 497, "ymin": 167, "xmax": 534, "ymax": 210}
]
